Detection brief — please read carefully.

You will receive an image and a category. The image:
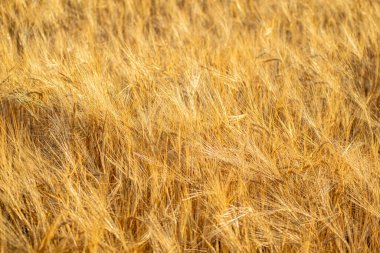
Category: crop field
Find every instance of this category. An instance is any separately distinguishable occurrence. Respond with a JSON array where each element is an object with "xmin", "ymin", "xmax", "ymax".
[{"xmin": 0, "ymin": 0, "xmax": 380, "ymax": 252}]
